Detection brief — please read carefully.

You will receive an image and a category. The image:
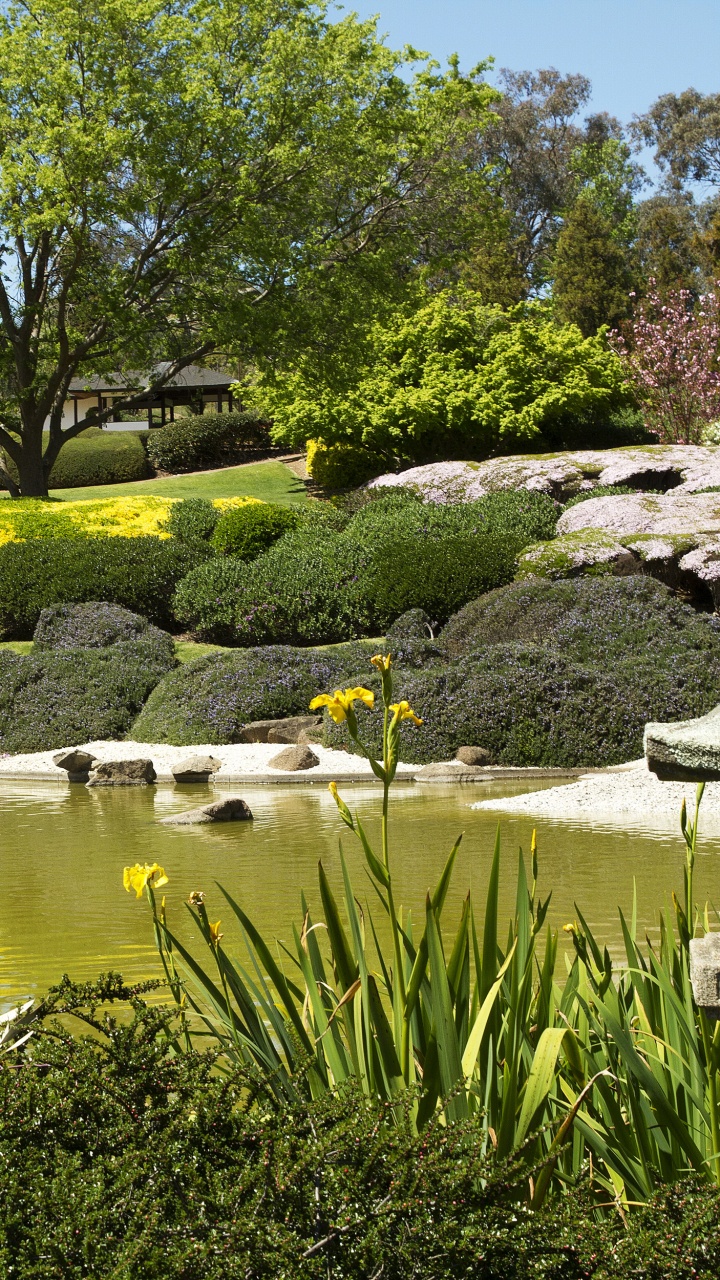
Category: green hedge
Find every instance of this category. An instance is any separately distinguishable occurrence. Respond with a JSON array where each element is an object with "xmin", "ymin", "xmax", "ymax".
[
  {"xmin": 0, "ymin": 537, "xmax": 204, "ymax": 638},
  {"xmin": 173, "ymin": 491, "xmax": 559, "ymax": 646},
  {"xmin": 2, "ymin": 427, "xmax": 150, "ymax": 490},
  {"xmin": 0, "ymin": 635, "xmax": 175, "ymax": 752},
  {"xmin": 2, "ymin": 979, "xmax": 720, "ymax": 1279},
  {"xmin": 210, "ymin": 501, "xmax": 300, "ymax": 559},
  {"xmin": 132, "ymin": 642, "xmax": 372, "ymax": 744},
  {"xmin": 145, "ymin": 411, "xmax": 270, "ymax": 473}
]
